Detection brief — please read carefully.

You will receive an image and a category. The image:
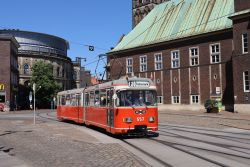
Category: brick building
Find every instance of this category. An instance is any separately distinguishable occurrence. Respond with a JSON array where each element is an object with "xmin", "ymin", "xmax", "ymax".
[
  {"xmin": 108, "ymin": 0, "xmax": 250, "ymax": 113},
  {"xmin": 0, "ymin": 35, "xmax": 19, "ymax": 111},
  {"xmin": 230, "ymin": 0, "xmax": 250, "ymax": 112}
]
